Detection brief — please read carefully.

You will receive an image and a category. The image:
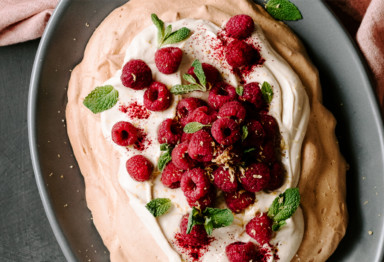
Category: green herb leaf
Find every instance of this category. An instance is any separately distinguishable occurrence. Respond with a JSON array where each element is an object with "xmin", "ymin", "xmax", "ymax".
[
  {"xmin": 261, "ymin": 81, "xmax": 274, "ymax": 104},
  {"xmin": 241, "ymin": 125, "xmax": 249, "ymax": 141},
  {"xmin": 272, "ymin": 221, "xmax": 287, "ymax": 231},
  {"xmin": 204, "ymin": 217, "xmax": 214, "ymax": 235},
  {"xmin": 162, "ymin": 27, "xmax": 191, "ymax": 45},
  {"xmin": 236, "ymin": 86, "xmax": 244, "ymax": 96},
  {"xmin": 203, "ymin": 208, "xmax": 234, "ymax": 231},
  {"xmin": 244, "ymin": 147, "xmax": 256, "ymax": 154},
  {"xmin": 170, "ymin": 84, "xmax": 205, "ymax": 95},
  {"xmin": 183, "ymin": 73, "xmax": 197, "ymax": 85},
  {"xmin": 160, "ymin": 143, "xmax": 172, "ymax": 151},
  {"xmin": 151, "ymin": 14, "xmax": 165, "ymax": 45},
  {"xmin": 184, "ymin": 122, "xmax": 209, "ymax": 134},
  {"xmin": 265, "ymin": 0, "xmax": 303, "ymax": 21},
  {"xmin": 187, "ymin": 207, "xmax": 204, "ymax": 234},
  {"xmin": 83, "ymin": 85, "xmax": 119, "ymax": 114},
  {"xmin": 146, "ymin": 198, "xmax": 172, "ymax": 217},
  {"xmin": 191, "ymin": 60, "xmax": 206, "ymax": 88},
  {"xmin": 164, "ymin": 24, "xmax": 172, "ymax": 39},
  {"xmin": 158, "ymin": 151, "xmax": 172, "ymax": 171},
  {"xmin": 268, "ymin": 188, "xmax": 300, "ymax": 231}
]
